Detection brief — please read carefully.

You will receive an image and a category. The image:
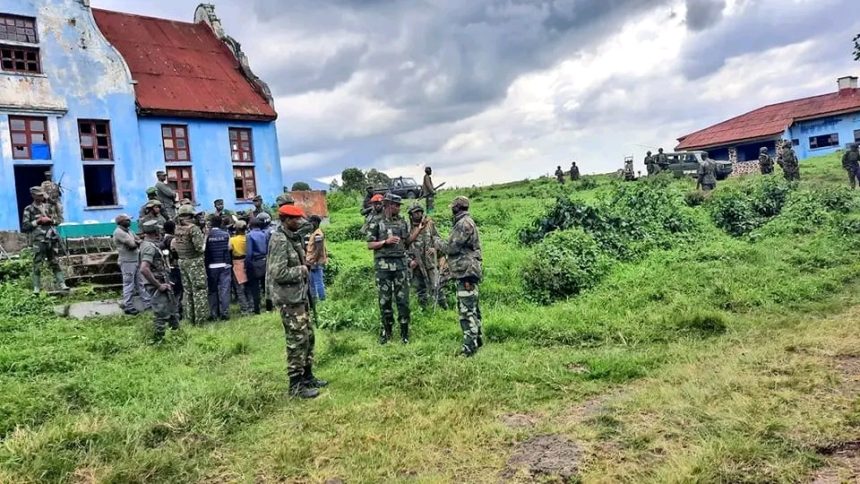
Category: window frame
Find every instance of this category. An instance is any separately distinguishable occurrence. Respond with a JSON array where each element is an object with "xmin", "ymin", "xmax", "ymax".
[
  {"xmin": 161, "ymin": 124, "xmax": 191, "ymax": 162},
  {"xmin": 0, "ymin": 14, "xmax": 38, "ymax": 44},
  {"xmin": 808, "ymin": 133, "xmax": 840, "ymax": 150},
  {"xmin": 78, "ymin": 119, "xmax": 113, "ymax": 161},
  {"xmin": 167, "ymin": 166, "xmax": 195, "ymax": 203},
  {"xmin": 9, "ymin": 115, "xmax": 49, "ymax": 160},
  {"xmin": 0, "ymin": 45, "xmax": 40, "ymax": 74},
  {"xmin": 82, "ymin": 164, "xmax": 118, "ymax": 208},
  {"xmin": 854, "ymin": 130, "xmax": 860, "ymax": 144},
  {"xmin": 229, "ymin": 127, "xmax": 254, "ymax": 163},
  {"xmin": 233, "ymin": 166, "xmax": 257, "ymax": 201}
]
